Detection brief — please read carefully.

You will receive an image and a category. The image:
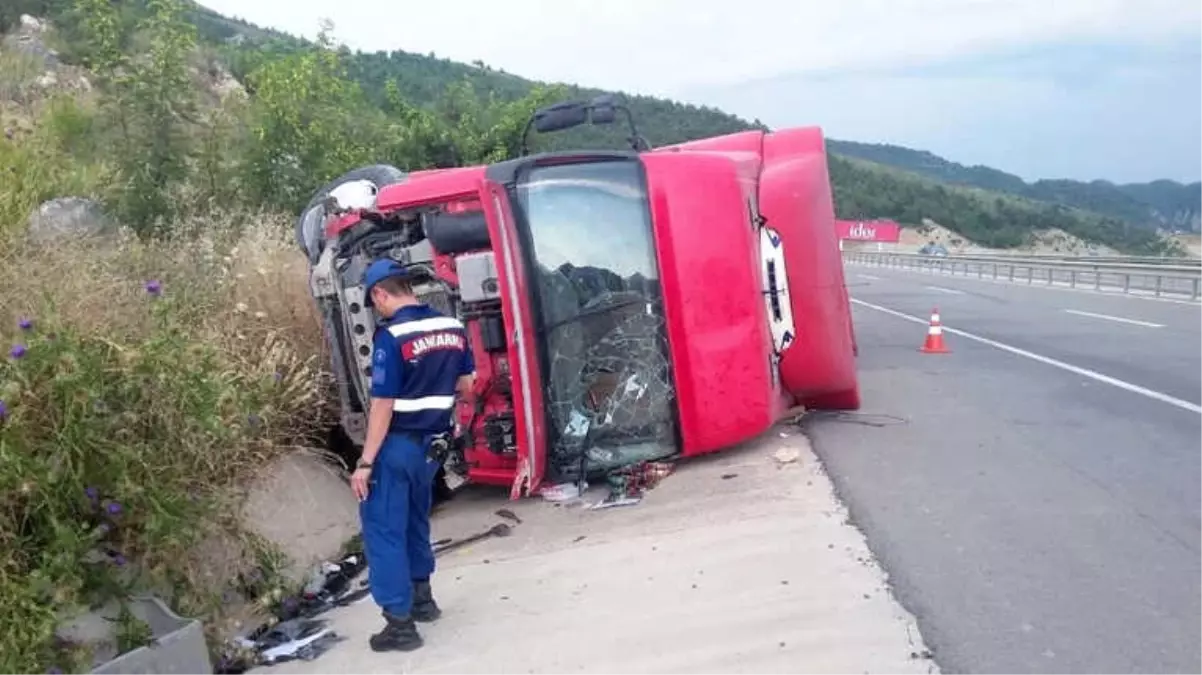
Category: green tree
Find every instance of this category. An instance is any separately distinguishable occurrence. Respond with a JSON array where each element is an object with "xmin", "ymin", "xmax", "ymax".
[
  {"xmin": 242, "ymin": 21, "xmax": 375, "ymax": 210},
  {"xmin": 111, "ymin": 0, "xmax": 199, "ymax": 231}
]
